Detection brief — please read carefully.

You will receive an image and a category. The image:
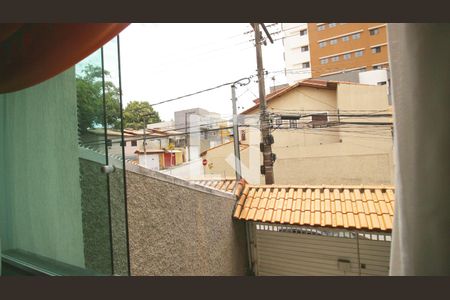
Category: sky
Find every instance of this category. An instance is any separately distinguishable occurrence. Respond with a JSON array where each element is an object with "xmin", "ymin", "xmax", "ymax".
[{"xmin": 117, "ymin": 23, "xmax": 288, "ymax": 122}]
